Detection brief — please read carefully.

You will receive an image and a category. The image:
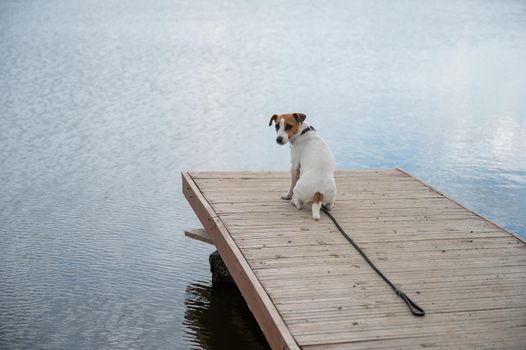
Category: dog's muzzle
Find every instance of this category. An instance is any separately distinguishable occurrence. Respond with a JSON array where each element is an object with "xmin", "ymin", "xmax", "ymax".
[{"xmin": 276, "ymin": 136, "xmax": 284, "ymax": 144}]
